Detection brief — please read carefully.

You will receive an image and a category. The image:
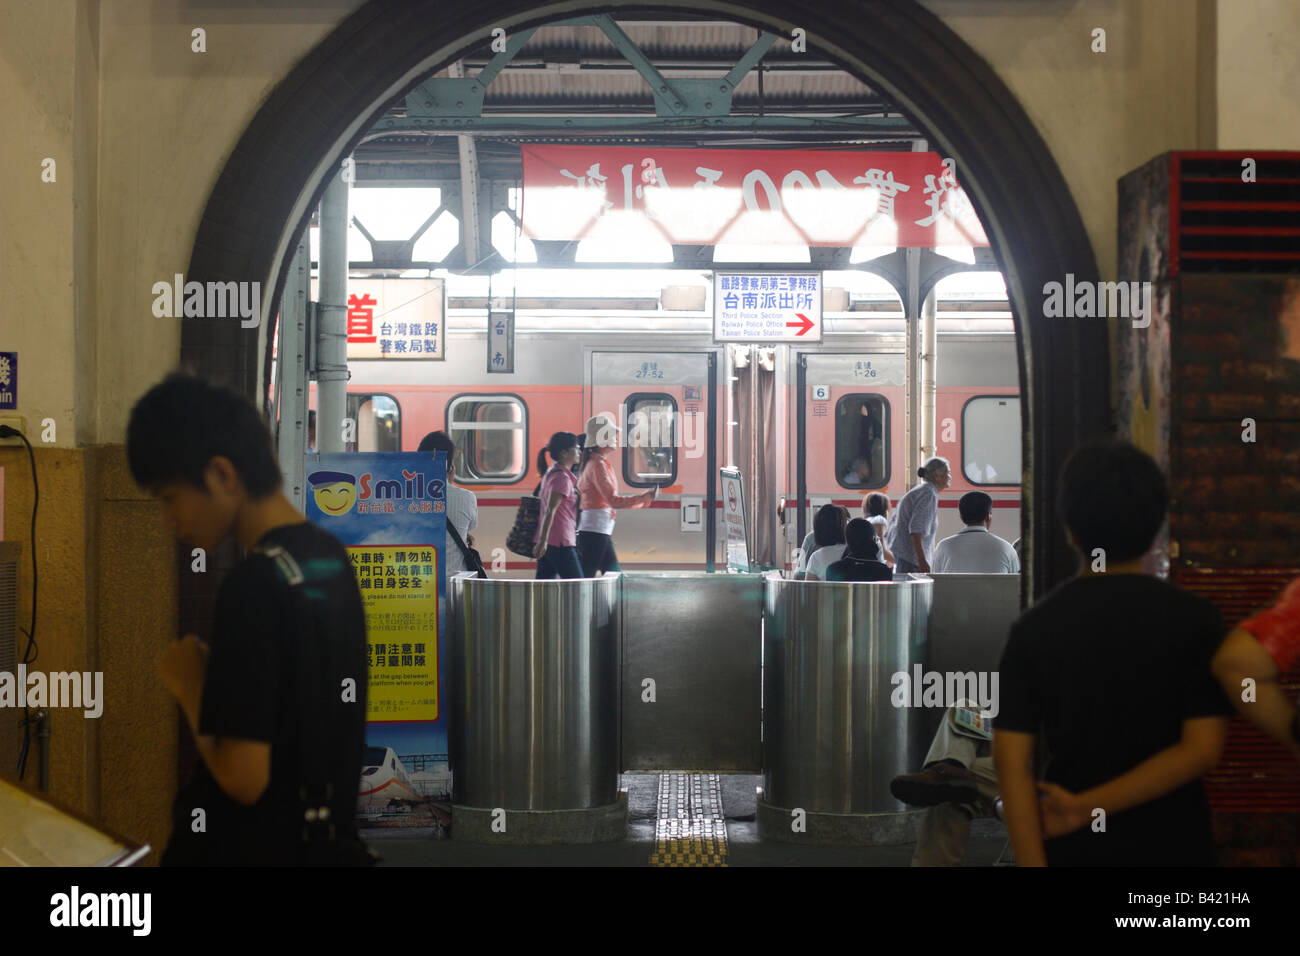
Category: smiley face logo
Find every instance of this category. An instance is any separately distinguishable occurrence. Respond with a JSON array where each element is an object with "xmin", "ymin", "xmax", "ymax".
[{"xmin": 308, "ymin": 471, "xmax": 358, "ymax": 516}]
